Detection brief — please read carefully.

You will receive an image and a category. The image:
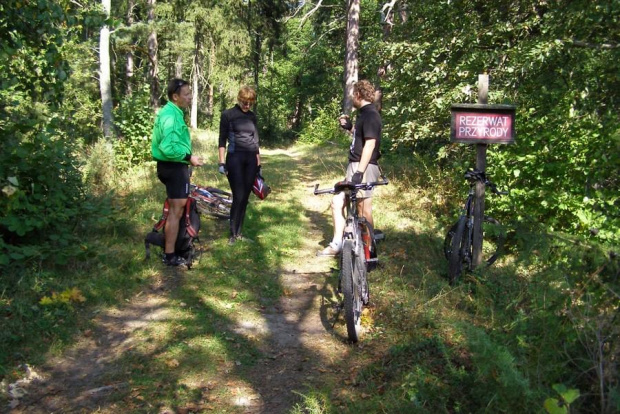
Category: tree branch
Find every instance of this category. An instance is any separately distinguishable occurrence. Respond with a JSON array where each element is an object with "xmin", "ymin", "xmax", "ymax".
[
  {"xmin": 299, "ymin": 0, "xmax": 323, "ymax": 28},
  {"xmin": 568, "ymin": 38, "xmax": 618, "ymax": 50},
  {"xmin": 381, "ymin": 0, "xmax": 398, "ymax": 26}
]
